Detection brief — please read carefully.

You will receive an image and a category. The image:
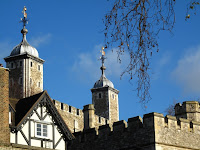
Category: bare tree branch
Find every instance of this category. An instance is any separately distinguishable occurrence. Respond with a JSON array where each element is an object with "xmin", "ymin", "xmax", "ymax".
[{"xmin": 104, "ymin": 0, "xmax": 175, "ymax": 104}]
